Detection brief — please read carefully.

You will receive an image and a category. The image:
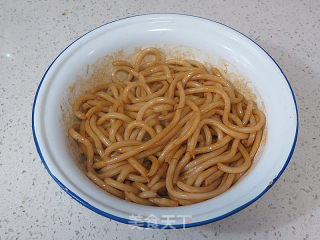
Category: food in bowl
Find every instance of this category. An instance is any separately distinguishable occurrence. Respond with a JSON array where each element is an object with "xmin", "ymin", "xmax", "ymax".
[
  {"xmin": 68, "ymin": 47, "xmax": 266, "ymax": 206},
  {"xmin": 33, "ymin": 14, "xmax": 297, "ymax": 228}
]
